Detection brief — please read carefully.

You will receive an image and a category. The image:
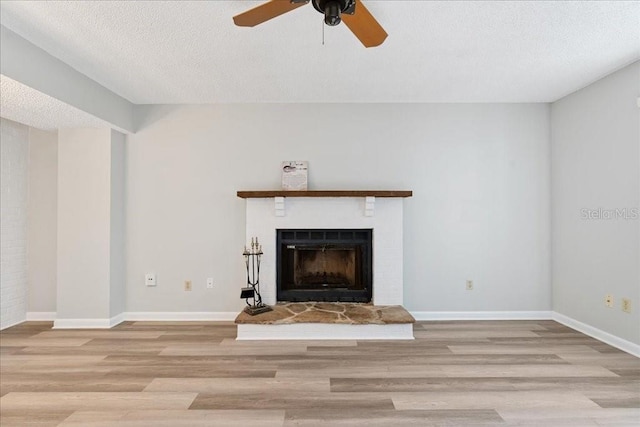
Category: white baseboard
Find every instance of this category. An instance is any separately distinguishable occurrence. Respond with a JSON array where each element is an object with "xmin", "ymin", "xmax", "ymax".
[
  {"xmin": 54, "ymin": 318, "xmax": 112, "ymax": 329},
  {"xmin": 24, "ymin": 309, "xmax": 640, "ymax": 356},
  {"xmin": 46, "ymin": 311, "xmax": 236, "ymax": 328},
  {"xmin": 410, "ymin": 311, "xmax": 553, "ymax": 321},
  {"xmin": 53, "ymin": 313, "xmax": 126, "ymax": 329},
  {"xmin": 552, "ymin": 312, "xmax": 640, "ymax": 358},
  {"xmin": 109, "ymin": 312, "xmax": 126, "ymax": 327},
  {"xmin": 26, "ymin": 312, "xmax": 56, "ymax": 321},
  {"xmin": 124, "ymin": 312, "xmax": 238, "ymax": 321},
  {"xmin": 237, "ymin": 323, "xmax": 414, "ymax": 340}
]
